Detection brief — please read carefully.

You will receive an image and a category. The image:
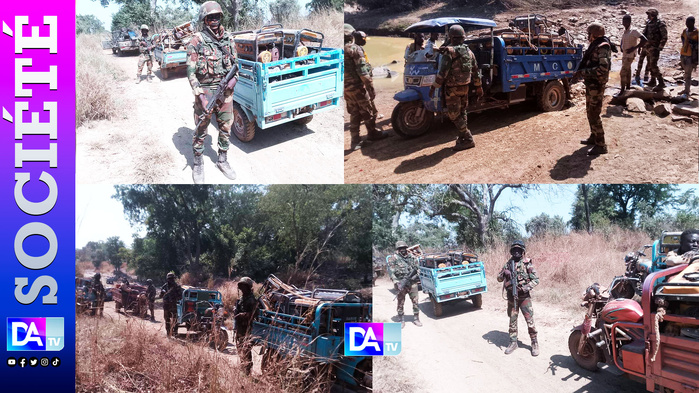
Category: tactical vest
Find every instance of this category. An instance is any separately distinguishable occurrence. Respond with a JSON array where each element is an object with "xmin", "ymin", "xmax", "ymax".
[
  {"xmin": 644, "ymin": 20, "xmax": 666, "ymax": 47},
  {"xmin": 445, "ymin": 44, "xmax": 475, "ymax": 86},
  {"xmin": 344, "ymin": 43, "xmax": 369, "ymax": 88},
  {"xmin": 390, "ymin": 254, "xmax": 417, "ymax": 279},
  {"xmin": 194, "ymin": 29, "xmax": 235, "ymax": 86},
  {"xmin": 139, "ymin": 36, "xmax": 153, "ymax": 55}
]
